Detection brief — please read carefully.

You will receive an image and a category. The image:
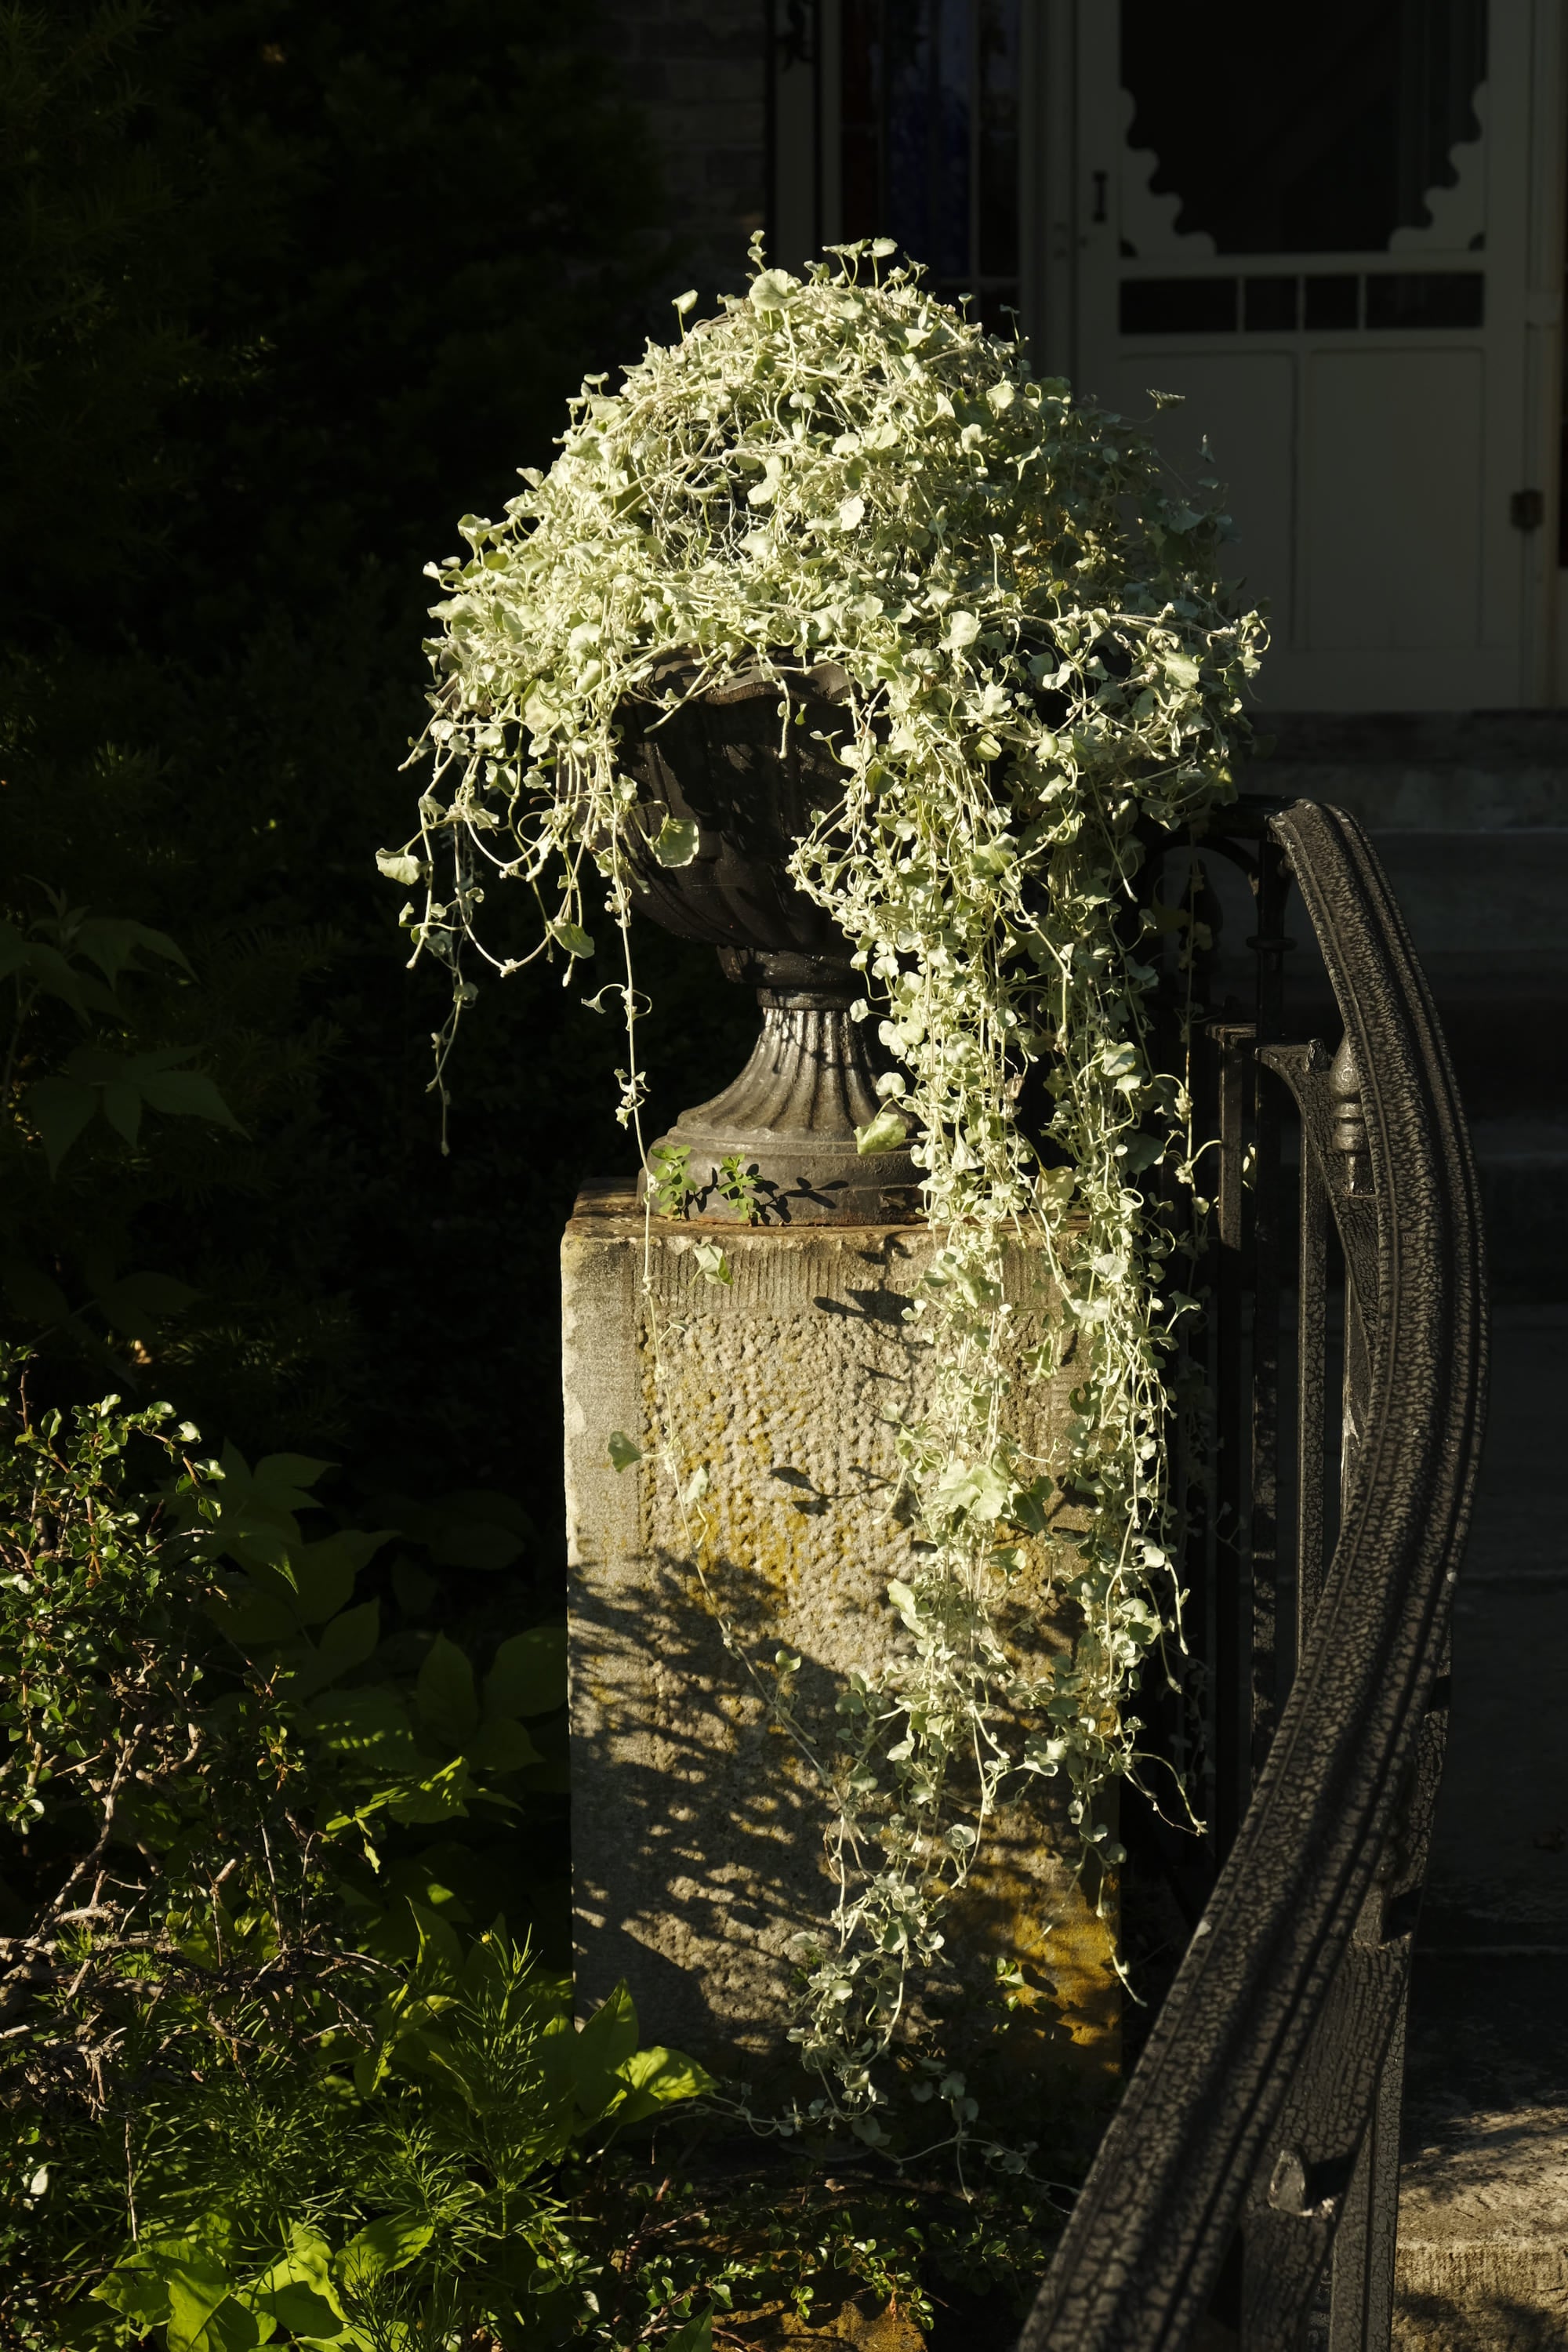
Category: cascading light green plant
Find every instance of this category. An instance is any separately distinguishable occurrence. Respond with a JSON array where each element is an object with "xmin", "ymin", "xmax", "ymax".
[{"xmin": 389, "ymin": 235, "xmax": 1265, "ymax": 2147}]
